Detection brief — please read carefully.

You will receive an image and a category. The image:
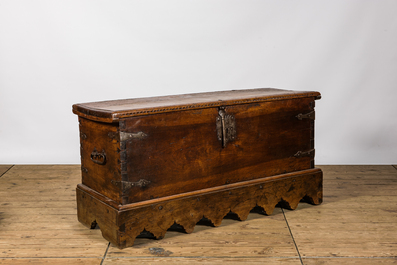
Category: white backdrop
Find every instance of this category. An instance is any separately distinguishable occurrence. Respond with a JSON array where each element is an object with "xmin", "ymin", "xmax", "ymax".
[{"xmin": 1, "ymin": 0, "xmax": 396, "ymax": 164}]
